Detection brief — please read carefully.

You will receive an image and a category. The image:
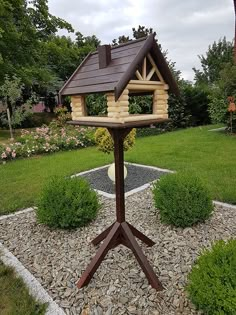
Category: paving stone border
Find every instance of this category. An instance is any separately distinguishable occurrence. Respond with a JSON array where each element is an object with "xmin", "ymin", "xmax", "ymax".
[{"xmin": 0, "ymin": 242, "xmax": 65, "ymax": 315}]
